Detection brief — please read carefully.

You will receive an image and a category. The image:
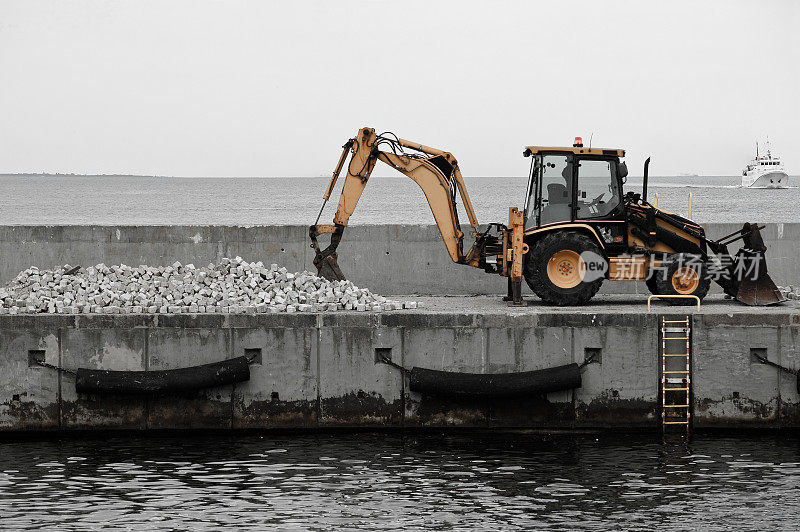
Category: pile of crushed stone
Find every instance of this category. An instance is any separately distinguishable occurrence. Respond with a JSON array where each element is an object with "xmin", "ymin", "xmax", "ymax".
[
  {"xmin": 777, "ymin": 285, "xmax": 800, "ymax": 301},
  {"xmin": 0, "ymin": 257, "xmax": 419, "ymax": 315}
]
